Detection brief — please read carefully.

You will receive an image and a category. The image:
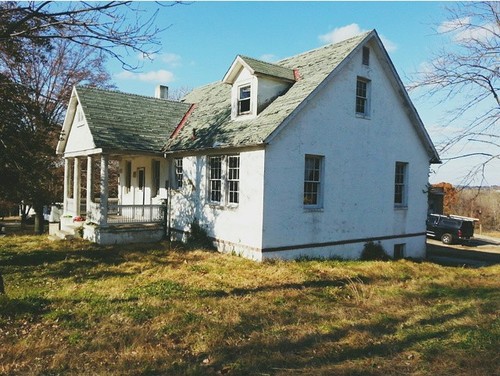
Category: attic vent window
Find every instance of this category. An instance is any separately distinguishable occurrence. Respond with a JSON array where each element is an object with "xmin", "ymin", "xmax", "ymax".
[
  {"xmin": 362, "ymin": 46, "xmax": 370, "ymax": 66},
  {"xmin": 238, "ymin": 85, "xmax": 251, "ymax": 115}
]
